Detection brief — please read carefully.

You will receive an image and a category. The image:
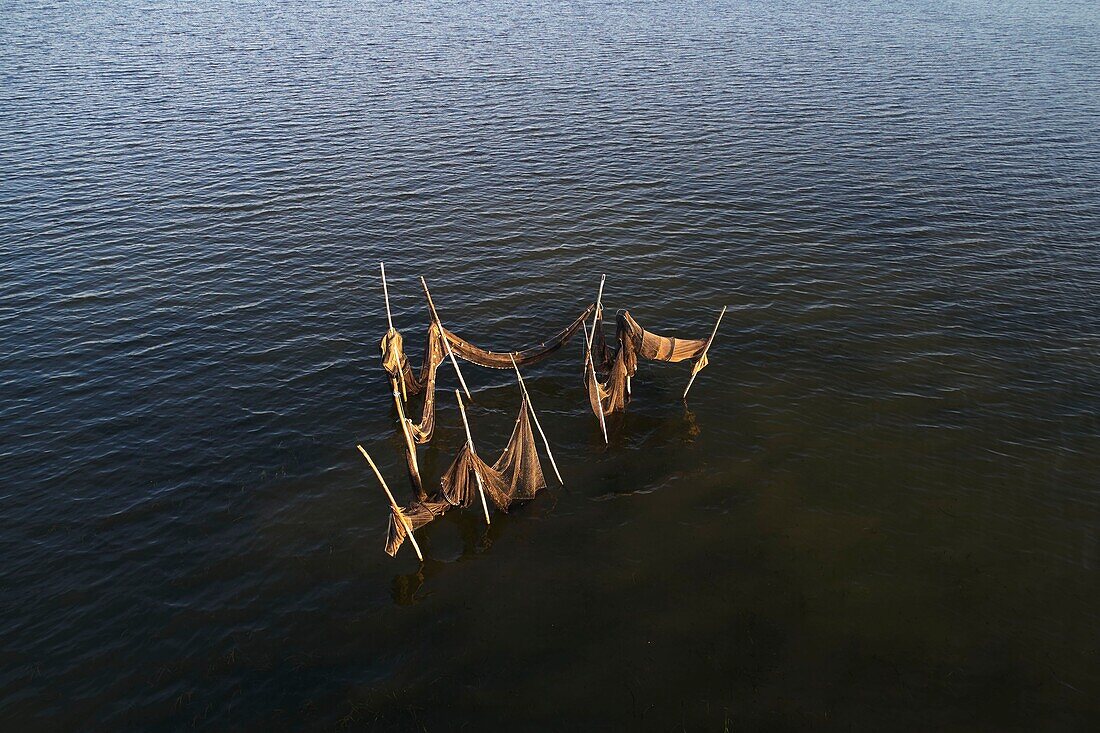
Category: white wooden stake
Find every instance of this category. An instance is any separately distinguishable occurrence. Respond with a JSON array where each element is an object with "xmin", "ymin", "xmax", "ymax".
[
  {"xmin": 388, "ymin": 375, "xmax": 422, "ymax": 496},
  {"xmin": 583, "ymin": 274, "xmax": 606, "ymax": 376},
  {"xmin": 509, "ymin": 353, "xmax": 564, "ymax": 485},
  {"xmin": 380, "ymin": 262, "xmax": 394, "ymax": 332},
  {"xmin": 455, "ymin": 390, "xmax": 491, "ymax": 525},
  {"xmin": 683, "ymin": 305, "xmax": 727, "ymax": 400},
  {"xmin": 422, "ymin": 277, "xmax": 472, "ymax": 400},
  {"xmin": 380, "ymin": 263, "xmax": 406, "ymax": 402},
  {"xmin": 357, "ymin": 444, "xmax": 423, "ymax": 561},
  {"xmin": 582, "ymin": 320, "xmax": 609, "ymax": 444},
  {"xmin": 586, "ymin": 275, "xmax": 606, "ymax": 352}
]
